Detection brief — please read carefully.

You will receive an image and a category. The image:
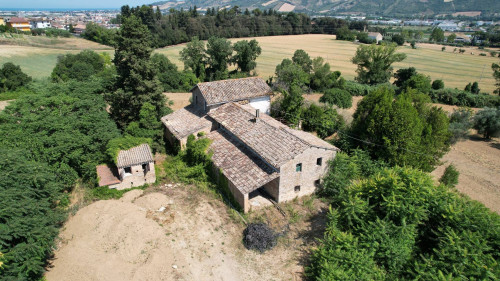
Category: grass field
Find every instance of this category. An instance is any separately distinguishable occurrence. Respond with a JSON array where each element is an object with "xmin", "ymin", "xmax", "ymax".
[
  {"xmin": 1, "ymin": 34, "xmax": 498, "ymax": 93},
  {"xmin": 156, "ymin": 34, "xmax": 499, "ymax": 93}
]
